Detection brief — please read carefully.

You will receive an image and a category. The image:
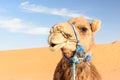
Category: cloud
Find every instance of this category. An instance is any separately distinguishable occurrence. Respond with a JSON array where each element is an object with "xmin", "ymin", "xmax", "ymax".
[
  {"xmin": 20, "ymin": 1, "xmax": 91, "ymax": 19},
  {"xmin": 0, "ymin": 17, "xmax": 50, "ymax": 35}
]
